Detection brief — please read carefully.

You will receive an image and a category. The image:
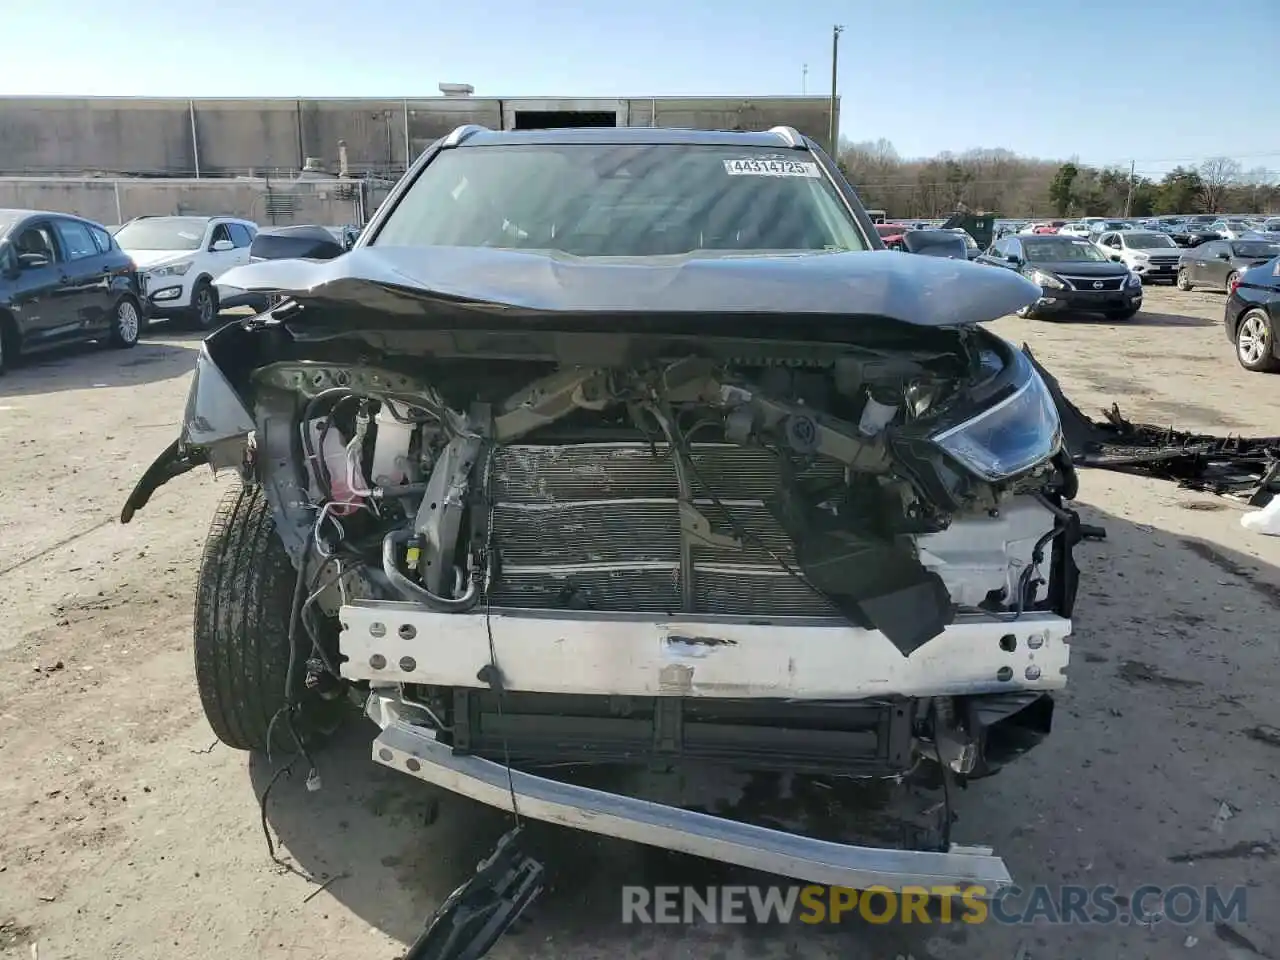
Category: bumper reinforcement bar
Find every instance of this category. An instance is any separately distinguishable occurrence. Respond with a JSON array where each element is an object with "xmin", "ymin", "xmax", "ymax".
[{"xmin": 368, "ymin": 694, "xmax": 1014, "ymax": 894}]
